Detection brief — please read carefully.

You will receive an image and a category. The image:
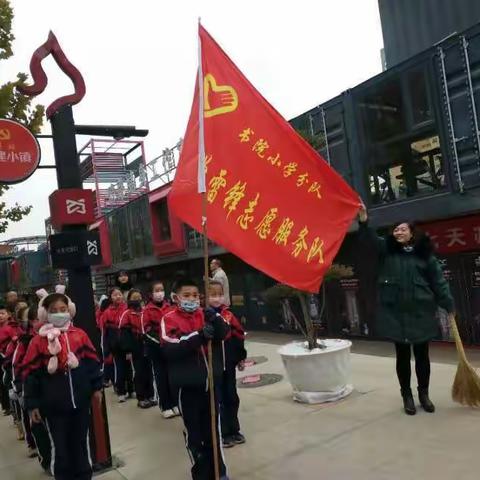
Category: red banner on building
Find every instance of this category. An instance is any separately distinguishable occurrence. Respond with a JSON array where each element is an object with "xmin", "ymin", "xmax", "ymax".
[
  {"xmin": 421, "ymin": 215, "xmax": 480, "ymax": 254},
  {"xmin": 169, "ymin": 25, "xmax": 361, "ymax": 292}
]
